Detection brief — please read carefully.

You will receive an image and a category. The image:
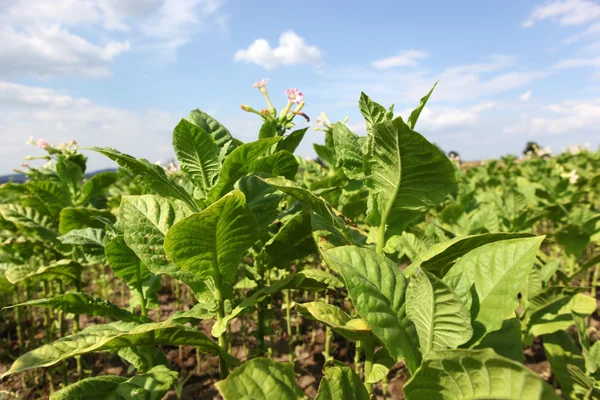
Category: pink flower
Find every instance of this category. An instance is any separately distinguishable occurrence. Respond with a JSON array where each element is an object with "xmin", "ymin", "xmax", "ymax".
[
  {"xmin": 285, "ymin": 88, "xmax": 304, "ymax": 104},
  {"xmin": 252, "ymin": 79, "xmax": 269, "ymax": 88},
  {"xmin": 37, "ymin": 138, "xmax": 48, "ymax": 149}
]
